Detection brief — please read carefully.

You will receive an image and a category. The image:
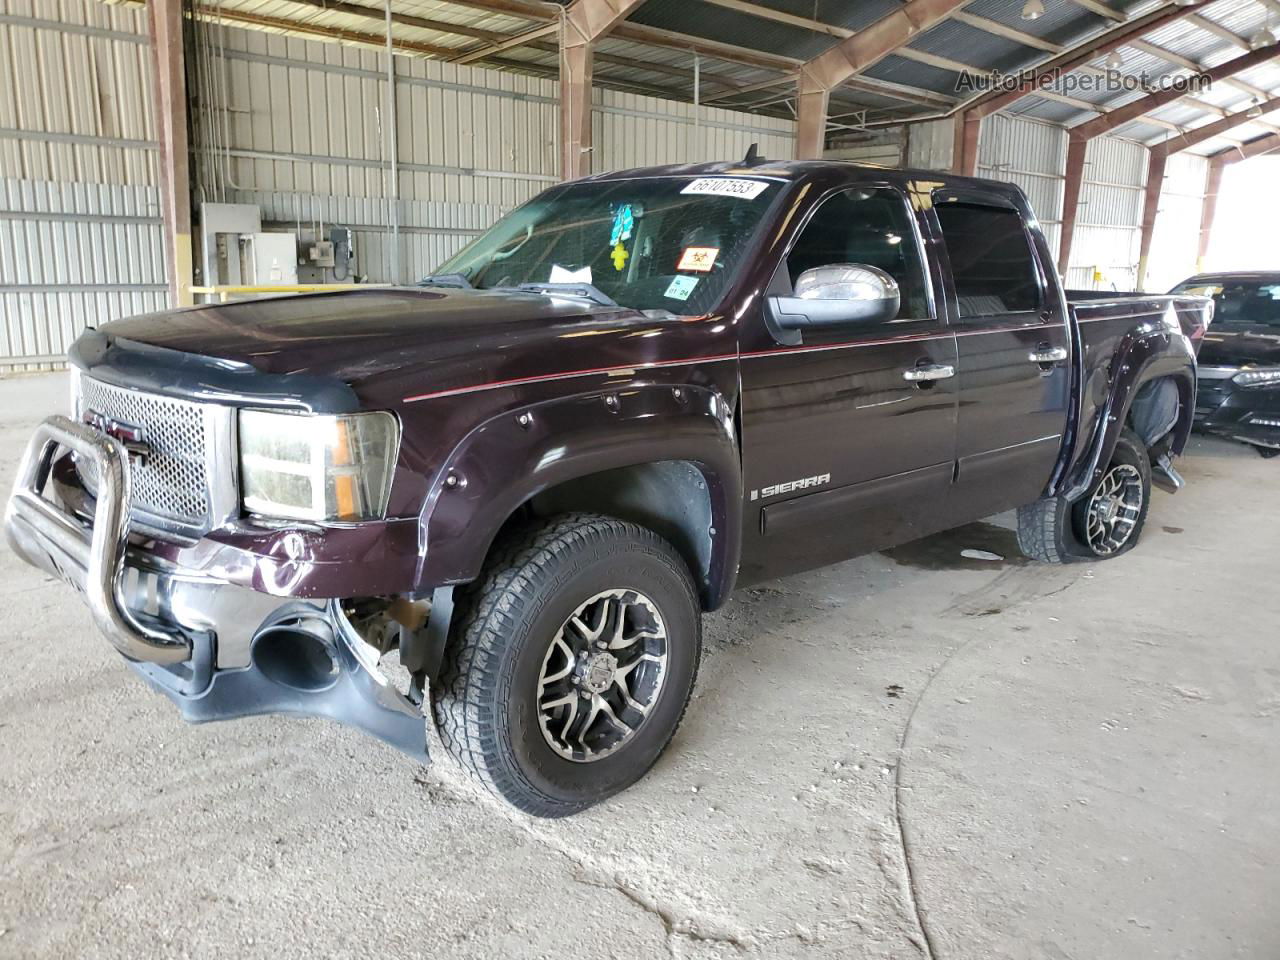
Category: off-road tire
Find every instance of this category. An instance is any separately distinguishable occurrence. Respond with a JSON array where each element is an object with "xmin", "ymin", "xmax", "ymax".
[
  {"xmin": 1017, "ymin": 427, "xmax": 1152, "ymax": 563},
  {"xmin": 432, "ymin": 513, "xmax": 701, "ymax": 817}
]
